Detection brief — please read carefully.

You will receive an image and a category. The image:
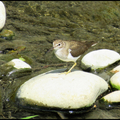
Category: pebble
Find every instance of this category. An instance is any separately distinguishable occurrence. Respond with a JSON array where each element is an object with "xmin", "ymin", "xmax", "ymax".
[
  {"xmin": 110, "ymin": 71, "xmax": 120, "ymax": 90},
  {"xmin": 110, "ymin": 65, "xmax": 120, "ymax": 73},
  {"xmin": 0, "ymin": 1, "xmax": 6, "ymax": 30},
  {"xmin": 0, "ymin": 58, "xmax": 32, "ymax": 78},
  {"xmin": 100, "ymin": 90, "xmax": 120, "ymax": 103},
  {"xmin": 6, "ymin": 58, "xmax": 31, "ymax": 69}
]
